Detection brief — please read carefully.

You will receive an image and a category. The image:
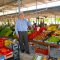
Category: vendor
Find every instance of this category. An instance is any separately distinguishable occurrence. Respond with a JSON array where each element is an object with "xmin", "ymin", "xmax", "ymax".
[{"xmin": 15, "ymin": 12, "xmax": 31, "ymax": 54}]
